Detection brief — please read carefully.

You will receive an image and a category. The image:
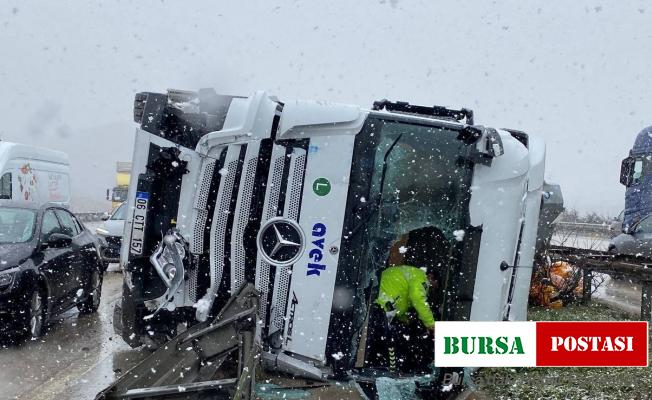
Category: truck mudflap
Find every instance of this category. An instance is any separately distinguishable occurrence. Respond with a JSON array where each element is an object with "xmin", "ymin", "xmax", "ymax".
[{"xmin": 97, "ymin": 284, "xmax": 260, "ymax": 400}]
